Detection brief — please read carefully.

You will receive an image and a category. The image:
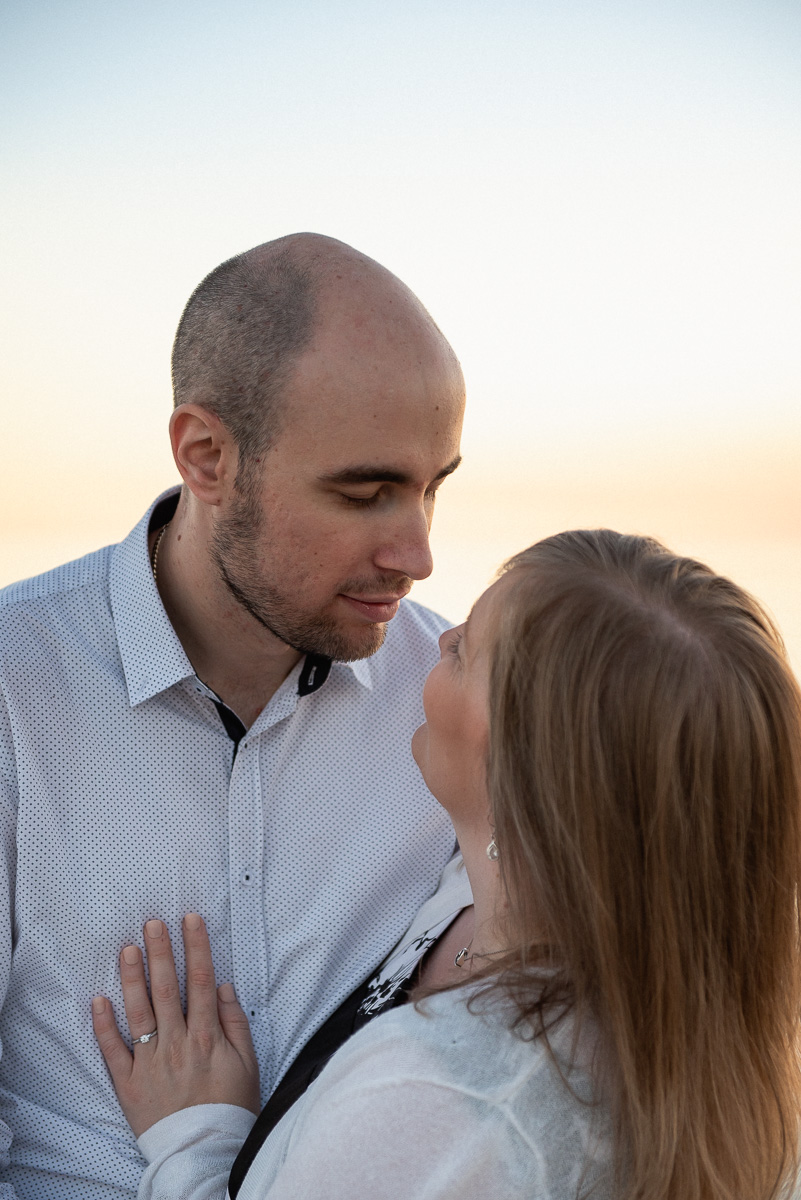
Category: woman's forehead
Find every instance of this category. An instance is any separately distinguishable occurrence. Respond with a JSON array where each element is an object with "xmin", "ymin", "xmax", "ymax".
[{"xmin": 465, "ymin": 574, "xmax": 513, "ymax": 652}]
